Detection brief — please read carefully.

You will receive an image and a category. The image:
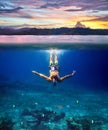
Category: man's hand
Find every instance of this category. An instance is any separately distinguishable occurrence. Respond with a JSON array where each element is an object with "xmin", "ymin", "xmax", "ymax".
[
  {"xmin": 32, "ymin": 70, "xmax": 36, "ymax": 73},
  {"xmin": 72, "ymin": 70, "xmax": 76, "ymax": 76},
  {"xmin": 32, "ymin": 70, "xmax": 39, "ymax": 75}
]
